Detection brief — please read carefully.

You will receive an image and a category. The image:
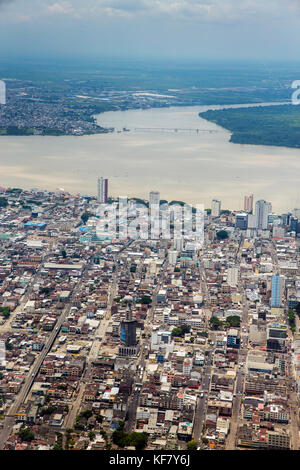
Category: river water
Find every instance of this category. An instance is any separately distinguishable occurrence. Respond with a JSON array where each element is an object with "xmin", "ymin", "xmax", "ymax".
[{"xmin": 0, "ymin": 102, "xmax": 299, "ymax": 212}]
